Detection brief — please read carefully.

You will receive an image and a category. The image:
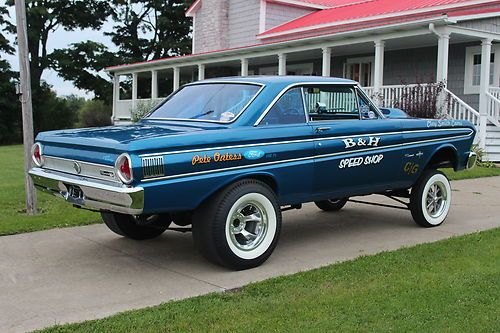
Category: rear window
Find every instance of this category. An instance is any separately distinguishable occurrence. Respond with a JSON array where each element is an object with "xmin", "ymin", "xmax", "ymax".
[{"xmin": 148, "ymin": 83, "xmax": 261, "ymax": 123}]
